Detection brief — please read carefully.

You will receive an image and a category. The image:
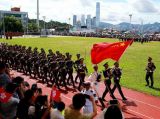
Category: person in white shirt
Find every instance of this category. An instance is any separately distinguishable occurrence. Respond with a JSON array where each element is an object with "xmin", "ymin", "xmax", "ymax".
[
  {"xmin": 88, "ymin": 65, "xmax": 105, "ymax": 109},
  {"xmin": 81, "ymin": 81, "xmax": 98, "ymax": 114},
  {"xmin": 50, "ymin": 101, "xmax": 65, "ymax": 119}
]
